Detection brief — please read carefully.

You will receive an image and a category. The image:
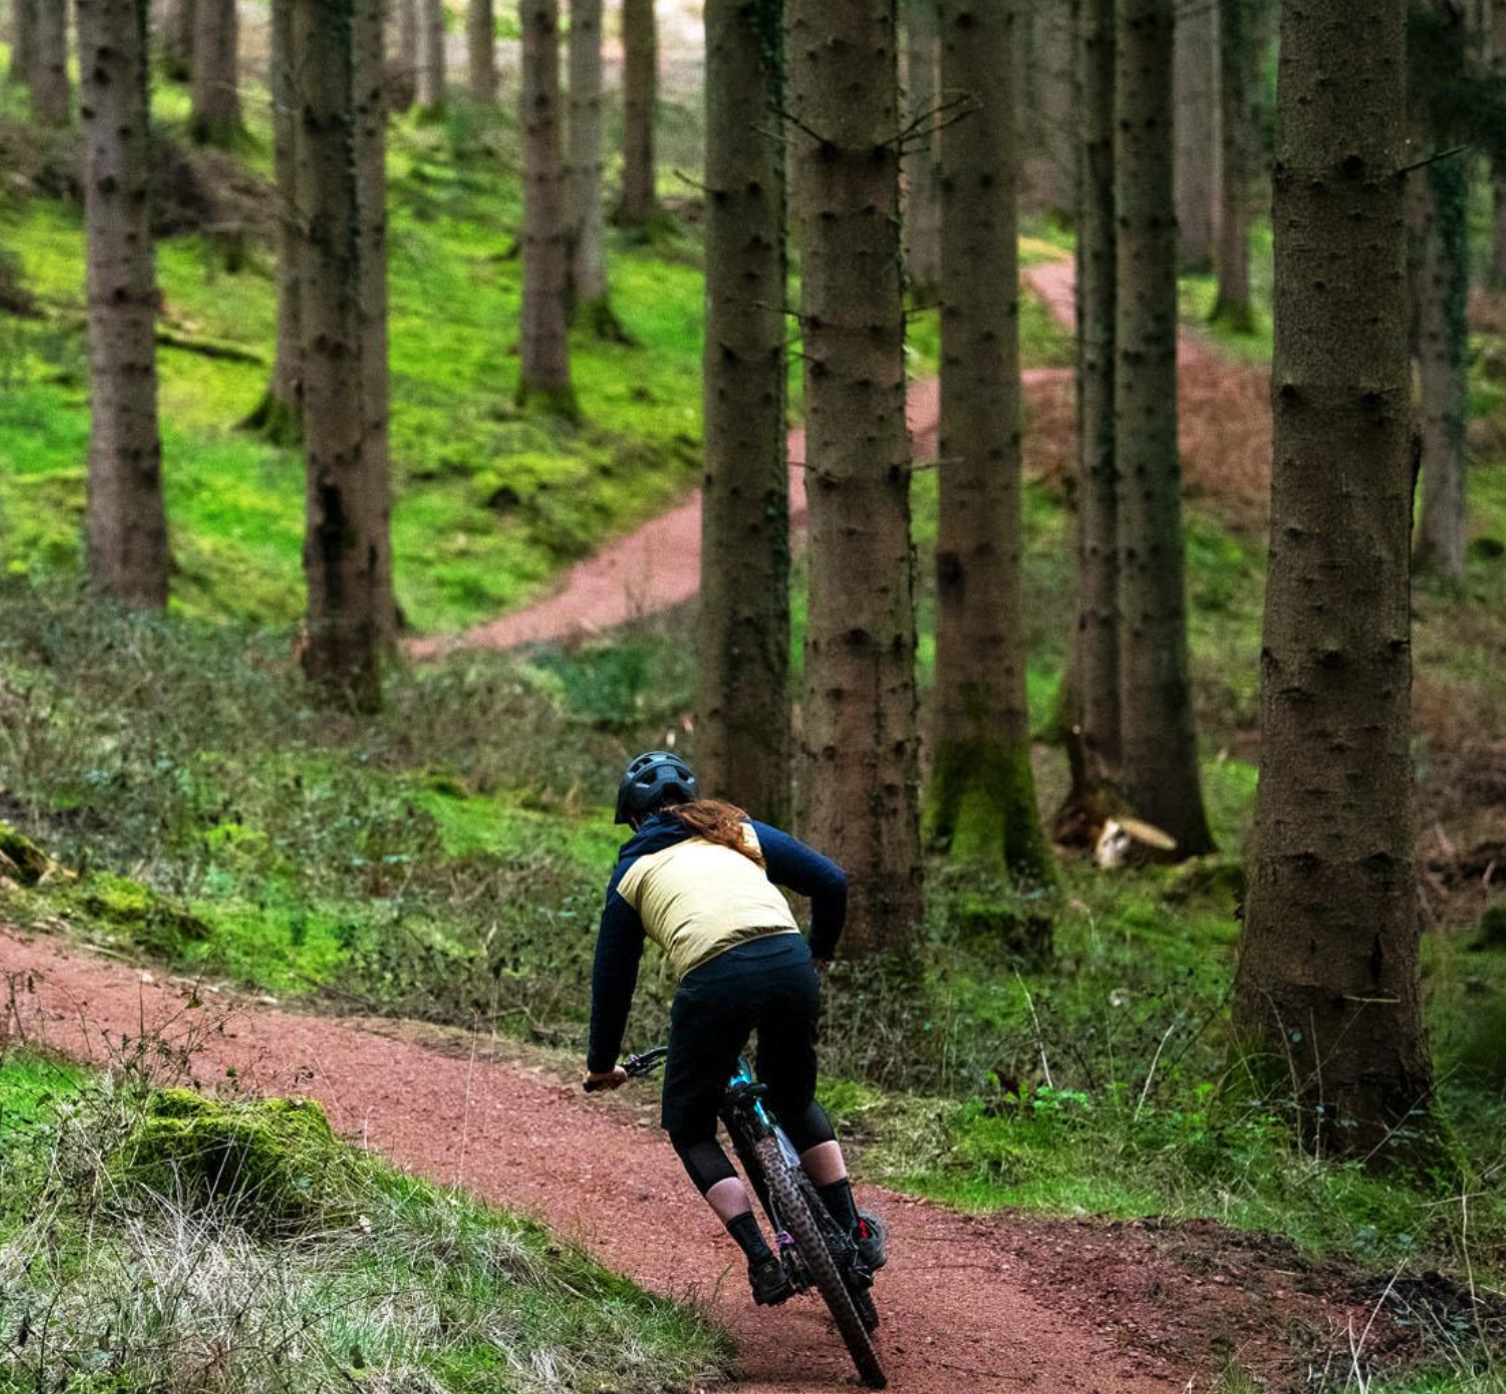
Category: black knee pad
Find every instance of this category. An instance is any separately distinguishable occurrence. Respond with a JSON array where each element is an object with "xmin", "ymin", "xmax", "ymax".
[
  {"xmin": 670, "ymin": 1134, "xmax": 738, "ymax": 1195},
  {"xmin": 779, "ymin": 1099, "xmax": 836, "ymax": 1156}
]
